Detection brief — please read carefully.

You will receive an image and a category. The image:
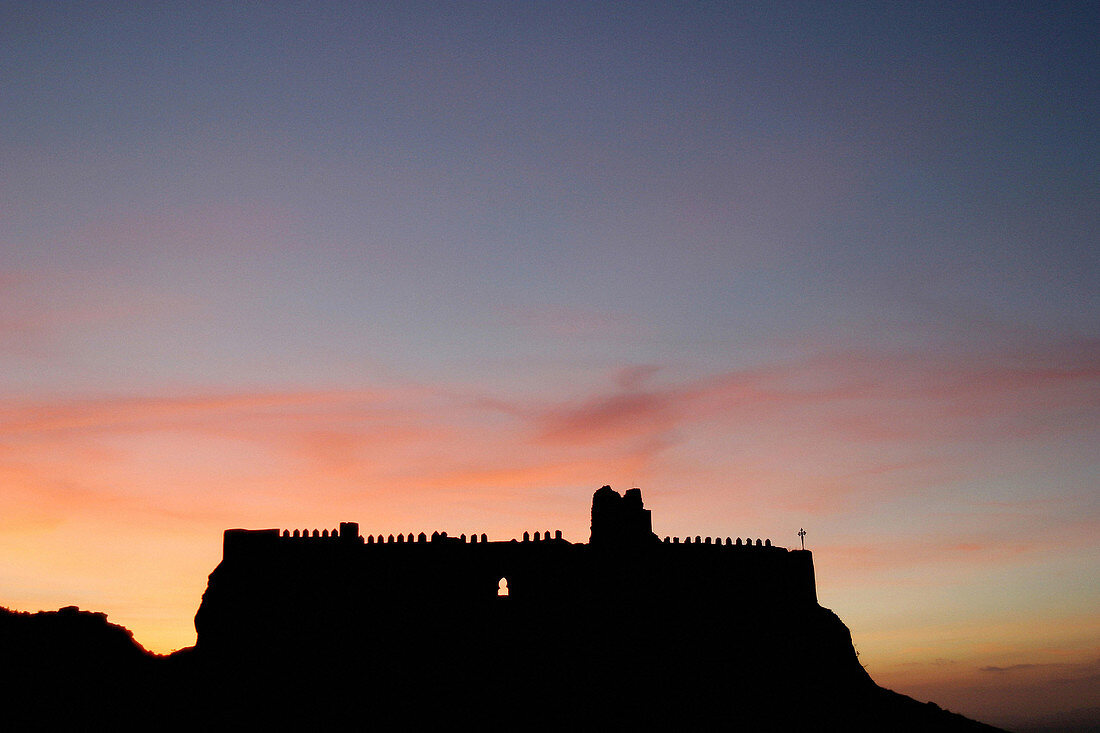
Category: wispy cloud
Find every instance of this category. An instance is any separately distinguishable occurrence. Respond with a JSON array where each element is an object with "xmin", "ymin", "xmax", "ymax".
[
  {"xmin": 979, "ymin": 658, "xmax": 1100, "ymax": 683},
  {"xmin": 450, "ymin": 336, "xmax": 1100, "ymax": 514},
  {"xmin": 4, "ymin": 334, "xmax": 1095, "ymax": 515},
  {"xmin": 981, "ymin": 663, "xmax": 1042, "ymax": 673}
]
